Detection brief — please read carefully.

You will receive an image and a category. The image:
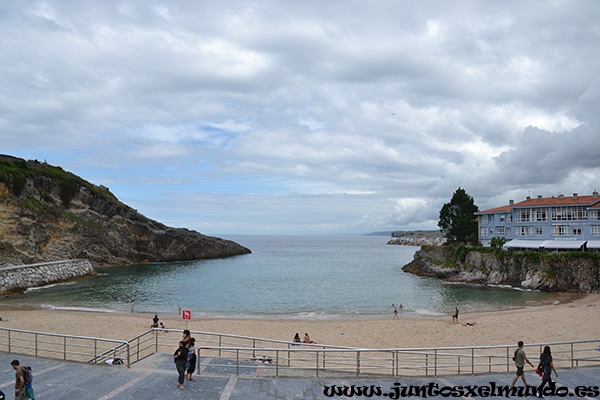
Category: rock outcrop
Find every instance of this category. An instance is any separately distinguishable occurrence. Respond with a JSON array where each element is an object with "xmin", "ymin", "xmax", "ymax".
[
  {"xmin": 0, "ymin": 155, "xmax": 250, "ymax": 267},
  {"xmin": 402, "ymin": 245, "xmax": 600, "ymax": 293}
]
